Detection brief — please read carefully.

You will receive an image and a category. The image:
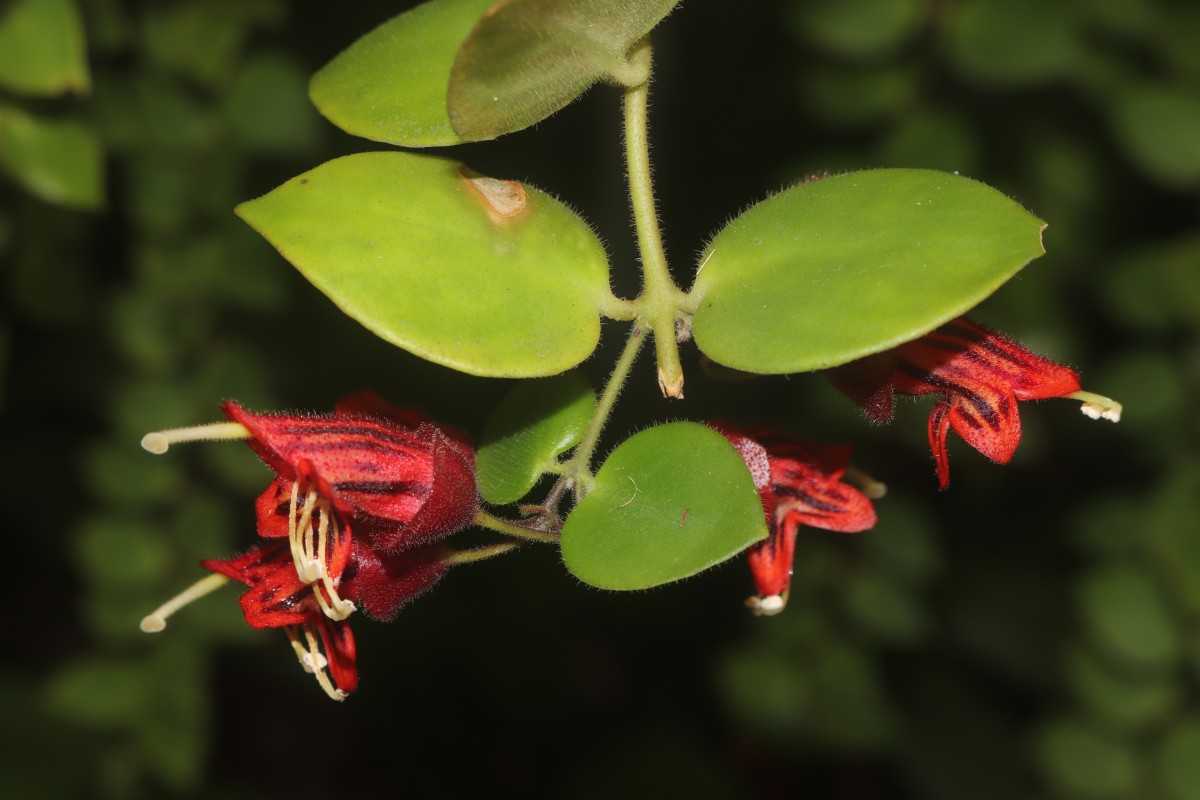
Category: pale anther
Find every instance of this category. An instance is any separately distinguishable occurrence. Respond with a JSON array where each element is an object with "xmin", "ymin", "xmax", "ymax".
[
  {"xmin": 845, "ymin": 466, "xmax": 888, "ymax": 500},
  {"xmin": 745, "ymin": 594, "xmax": 786, "ymax": 617},
  {"xmin": 301, "ymin": 650, "xmax": 329, "ymax": 673},
  {"xmin": 1068, "ymin": 390, "xmax": 1122, "ymax": 423}
]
